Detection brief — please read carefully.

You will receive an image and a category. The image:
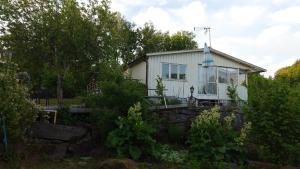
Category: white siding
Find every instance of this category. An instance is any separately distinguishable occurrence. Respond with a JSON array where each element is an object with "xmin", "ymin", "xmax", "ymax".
[
  {"xmin": 128, "ymin": 61, "xmax": 147, "ymax": 84},
  {"xmin": 147, "ymin": 51, "xmax": 251, "ymax": 100}
]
